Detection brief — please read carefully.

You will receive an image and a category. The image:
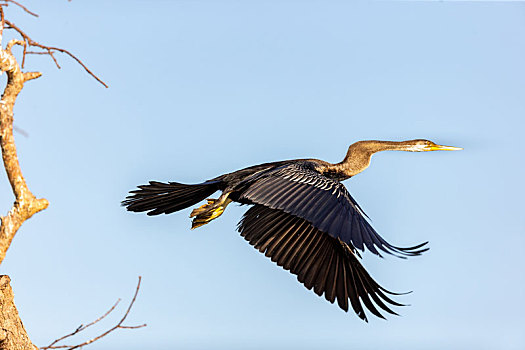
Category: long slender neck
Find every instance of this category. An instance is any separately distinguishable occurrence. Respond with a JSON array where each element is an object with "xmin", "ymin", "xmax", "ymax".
[{"xmin": 324, "ymin": 140, "xmax": 413, "ymax": 178}]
